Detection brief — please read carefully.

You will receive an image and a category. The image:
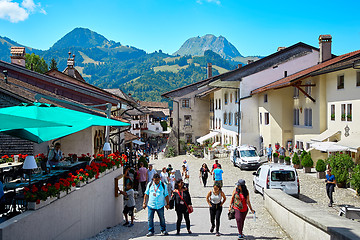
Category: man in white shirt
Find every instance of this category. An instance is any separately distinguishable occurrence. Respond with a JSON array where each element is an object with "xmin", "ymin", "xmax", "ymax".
[
  {"xmin": 147, "ymin": 164, "xmax": 157, "ymax": 183},
  {"xmin": 183, "ymin": 160, "xmax": 189, "ymax": 171},
  {"xmin": 48, "ymin": 142, "xmax": 63, "ymax": 166}
]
